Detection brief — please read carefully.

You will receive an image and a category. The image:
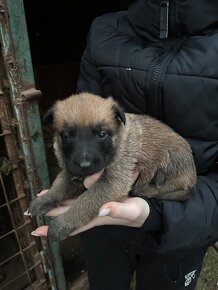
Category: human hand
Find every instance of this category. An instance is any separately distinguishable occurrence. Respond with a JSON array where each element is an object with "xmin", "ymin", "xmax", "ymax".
[{"xmin": 28, "ymin": 171, "xmax": 150, "ymax": 237}]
